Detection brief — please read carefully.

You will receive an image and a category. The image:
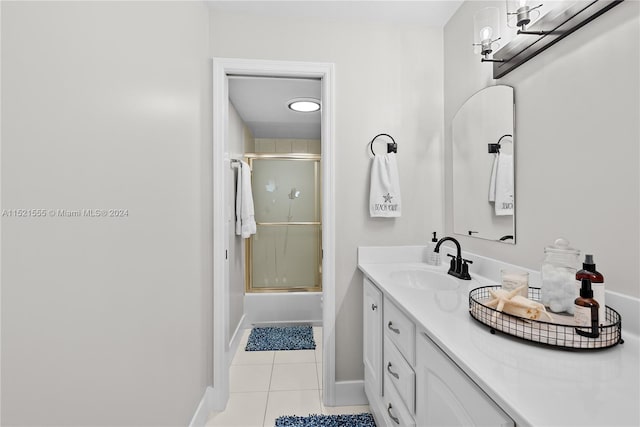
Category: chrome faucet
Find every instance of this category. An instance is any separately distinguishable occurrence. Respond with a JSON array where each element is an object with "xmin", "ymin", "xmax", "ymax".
[{"xmin": 433, "ymin": 236, "xmax": 473, "ymax": 280}]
